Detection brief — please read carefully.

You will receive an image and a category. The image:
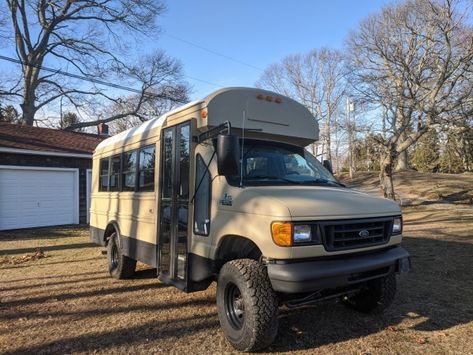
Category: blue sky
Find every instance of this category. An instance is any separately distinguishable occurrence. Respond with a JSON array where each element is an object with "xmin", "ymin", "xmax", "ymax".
[
  {"xmin": 154, "ymin": 0, "xmax": 392, "ymax": 99},
  {"xmin": 0, "ymin": 0, "xmax": 393, "ymax": 107}
]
